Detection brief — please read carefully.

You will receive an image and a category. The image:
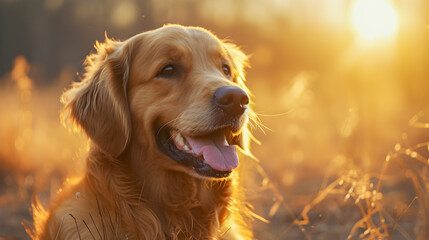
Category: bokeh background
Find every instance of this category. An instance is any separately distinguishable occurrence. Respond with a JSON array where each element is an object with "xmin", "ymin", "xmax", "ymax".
[{"xmin": 1, "ymin": 0, "xmax": 429, "ymax": 239}]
